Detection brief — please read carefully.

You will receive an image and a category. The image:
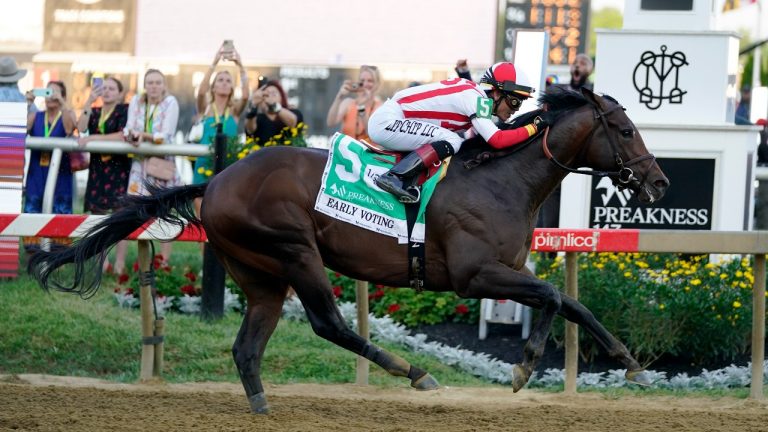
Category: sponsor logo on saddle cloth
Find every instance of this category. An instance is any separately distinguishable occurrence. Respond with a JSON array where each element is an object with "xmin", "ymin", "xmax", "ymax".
[{"xmin": 314, "ymin": 133, "xmax": 448, "ymax": 244}]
